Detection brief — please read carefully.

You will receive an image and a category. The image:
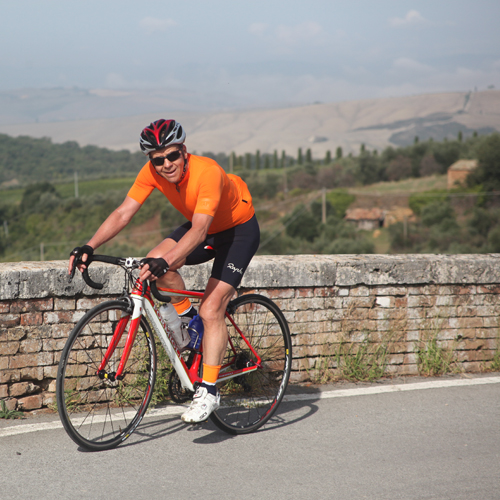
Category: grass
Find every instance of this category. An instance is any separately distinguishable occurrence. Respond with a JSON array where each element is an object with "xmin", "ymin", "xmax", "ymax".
[
  {"xmin": 414, "ymin": 332, "xmax": 459, "ymax": 376},
  {"xmin": 486, "ymin": 334, "xmax": 500, "ymax": 372},
  {"xmin": 0, "ymin": 176, "xmax": 136, "ymax": 205},
  {"xmin": 334, "ymin": 337, "xmax": 391, "ymax": 382},
  {"xmin": 348, "ymin": 174, "xmax": 447, "ymax": 195},
  {"xmin": 0, "ymin": 399, "xmax": 24, "ymax": 419},
  {"xmin": 307, "ymin": 330, "xmax": 400, "ymax": 384}
]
